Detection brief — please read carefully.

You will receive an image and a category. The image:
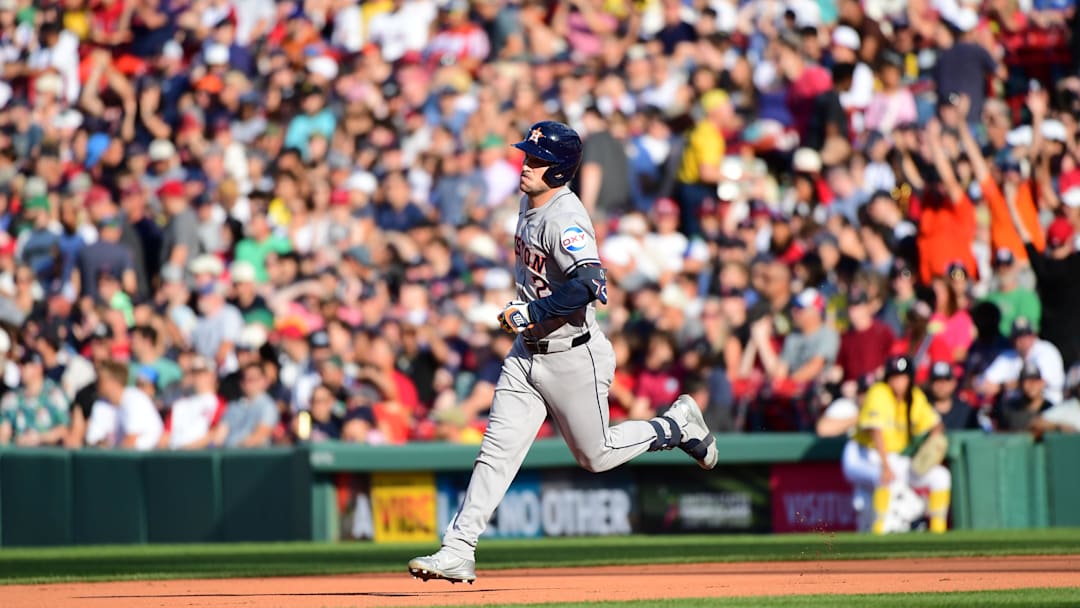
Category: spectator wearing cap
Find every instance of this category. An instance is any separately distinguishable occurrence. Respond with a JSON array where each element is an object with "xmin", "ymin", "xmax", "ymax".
[
  {"xmin": 144, "ymin": 139, "xmax": 187, "ymax": 197},
  {"xmin": 84, "ymin": 186, "xmax": 150, "ymax": 297},
  {"xmin": 829, "ymin": 25, "xmax": 874, "ymax": 116},
  {"xmin": 676, "ymin": 89, "xmax": 733, "ymax": 237},
  {"xmin": 158, "ymin": 180, "xmax": 202, "ymax": 271},
  {"xmin": 160, "ymin": 355, "xmax": 224, "ymax": 450},
  {"xmin": 128, "ymin": 325, "xmax": 182, "ymax": 393},
  {"xmin": 291, "ymin": 329, "xmax": 333, "ymax": 413},
  {"xmin": 227, "ymin": 261, "xmax": 269, "ymax": 323},
  {"xmin": 932, "ymin": 8, "xmax": 1006, "ymax": 125},
  {"xmin": 16, "ymin": 192, "xmax": 61, "ymax": 282},
  {"xmin": 755, "ymin": 288, "xmax": 839, "ymax": 390},
  {"xmin": 0, "ymin": 350, "xmax": 70, "ymax": 447},
  {"xmin": 979, "ymin": 316, "xmax": 1066, "ymax": 405},
  {"xmin": 191, "ymin": 281, "xmax": 243, "ymax": 372},
  {"xmin": 880, "ymin": 259, "xmax": 916, "ymax": 336},
  {"xmin": 1005, "ymin": 163, "xmax": 1080, "ymax": 367},
  {"xmin": 85, "ymin": 359, "xmax": 164, "ymax": 451},
  {"xmin": 835, "ymin": 288, "xmax": 895, "ymax": 386},
  {"xmin": 73, "ymin": 213, "xmax": 136, "ymax": 301},
  {"xmin": 927, "ymin": 360, "xmax": 979, "ymax": 430},
  {"xmin": 983, "ymin": 247, "xmax": 1041, "ymax": 340},
  {"xmin": 233, "ymin": 211, "xmax": 292, "ymax": 285},
  {"xmin": 576, "ymin": 106, "xmax": 631, "ymax": 220},
  {"xmin": 210, "ymin": 362, "xmax": 277, "ymax": 448},
  {"xmin": 994, "ymin": 362, "xmax": 1056, "ymax": 433}
]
